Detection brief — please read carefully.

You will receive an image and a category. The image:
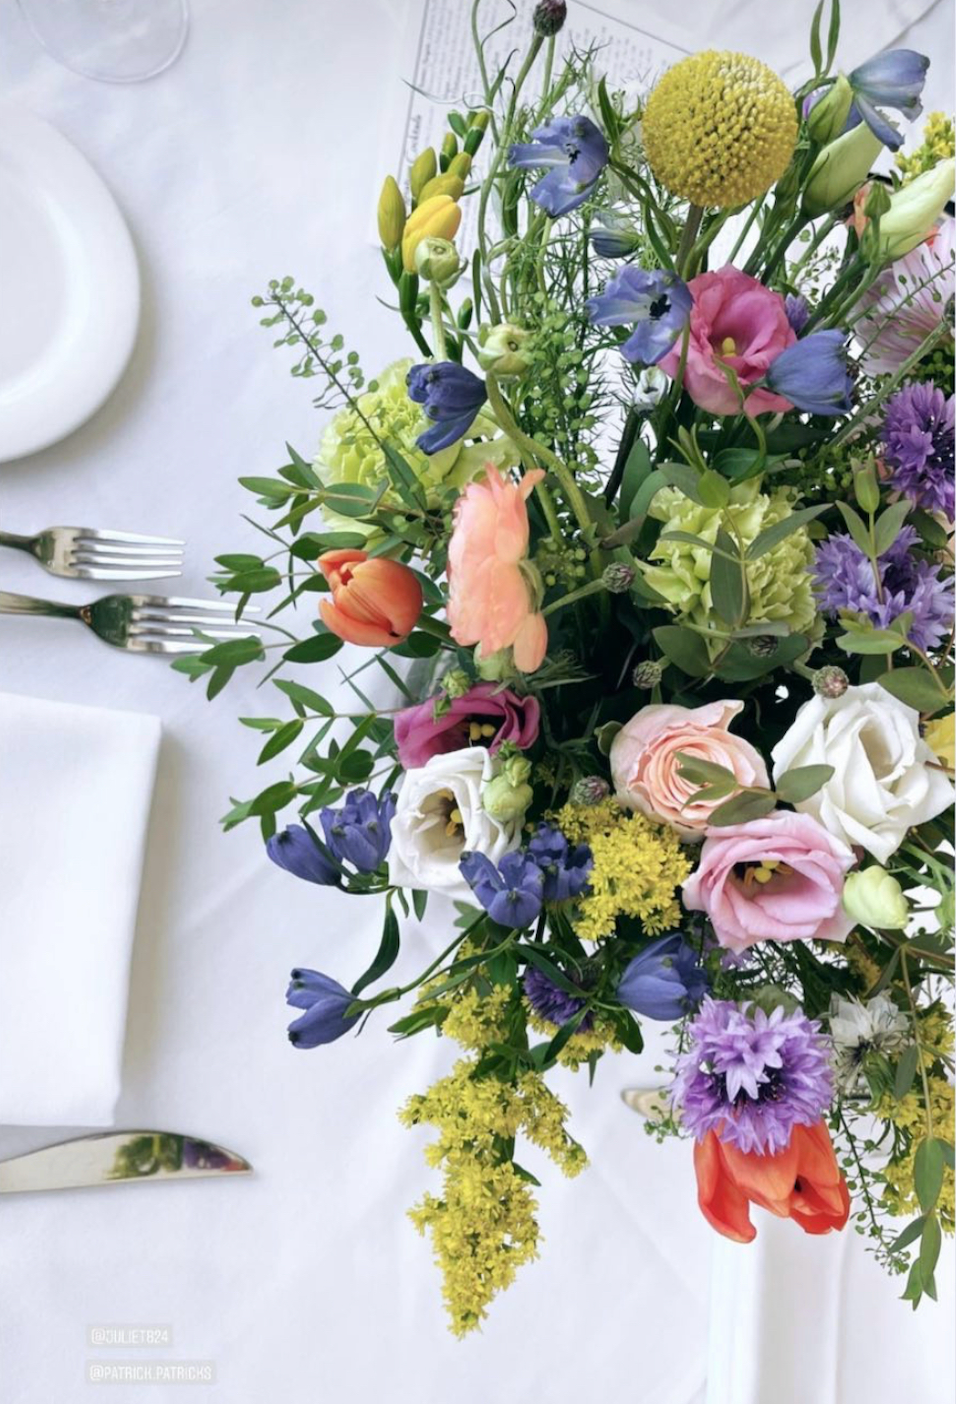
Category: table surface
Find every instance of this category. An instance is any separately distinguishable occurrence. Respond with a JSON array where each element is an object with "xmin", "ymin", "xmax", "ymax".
[{"xmin": 1, "ymin": 2, "xmax": 953, "ymax": 1400}]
